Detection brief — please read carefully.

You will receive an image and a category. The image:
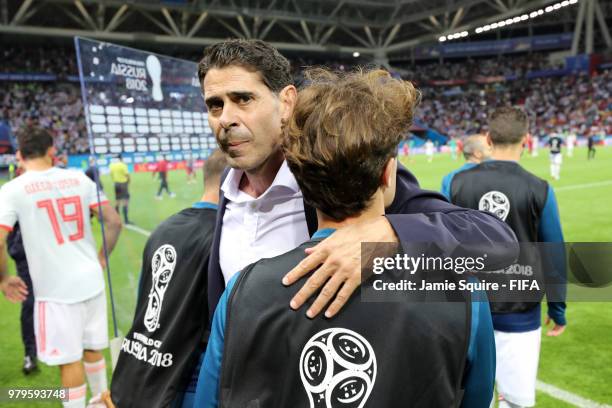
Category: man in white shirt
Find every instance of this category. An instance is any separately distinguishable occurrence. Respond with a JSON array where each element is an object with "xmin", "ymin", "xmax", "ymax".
[
  {"xmin": 425, "ymin": 139, "xmax": 435, "ymax": 163},
  {"xmin": 0, "ymin": 127, "xmax": 122, "ymax": 408},
  {"xmin": 199, "ymin": 39, "xmax": 517, "ymax": 328}
]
